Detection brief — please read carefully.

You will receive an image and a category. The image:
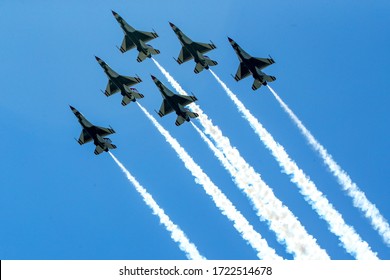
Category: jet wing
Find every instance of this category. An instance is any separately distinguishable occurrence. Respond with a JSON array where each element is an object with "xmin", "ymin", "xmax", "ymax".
[
  {"xmin": 104, "ymin": 80, "xmax": 120, "ymax": 96},
  {"xmin": 117, "ymin": 75, "xmax": 142, "ymax": 87},
  {"xmin": 95, "ymin": 126, "xmax": 115, "ymax": 137},
  {"xmin": 134, "ymin": 30, "xmax": 158, "ymax": 43},
  {"xmin": 252, "ymin": 57, "xmax": 275, "ymax": 70},
  {"xmin": 77, "ymin": 129, "xmax": 93, "ymax": 145},
  {"xmin": 176, "ymin": 47, "xmax": 193, "ymax": 64},
  {"xmin": 234, "ymin": 62, "xmax": 251, "ymax": 81},
  {"xmin": 192, "ymin": 41, "xmax": 216, "ymax": 54},
  {"xmin": 158, "ymin": 99, "xmax": 174, "ymax": 117},
  {"xmin": 172, "ymin": 94, "xmax": 198, "ymax": 107},
  {"xmin": 120, "ymin": 35, "xmax": 136, "ymax": 53}
]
